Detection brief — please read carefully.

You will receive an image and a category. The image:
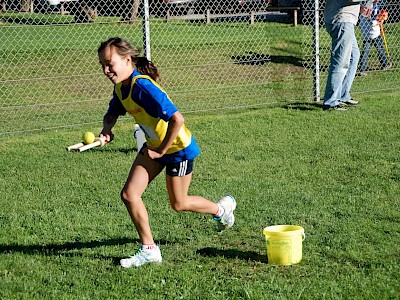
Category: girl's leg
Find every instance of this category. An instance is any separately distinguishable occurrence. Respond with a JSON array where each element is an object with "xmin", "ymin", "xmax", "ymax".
[
  {"xmin": 166, "ymin": 170, "xmax": 237, "ymax": 232},
  {"xmin": 121, "ymin": 153, "xmax": 164, "ymax": 245},
  {"xmin": 166, "ymin": 173, "xmax": 219, "ymax": 214}
]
